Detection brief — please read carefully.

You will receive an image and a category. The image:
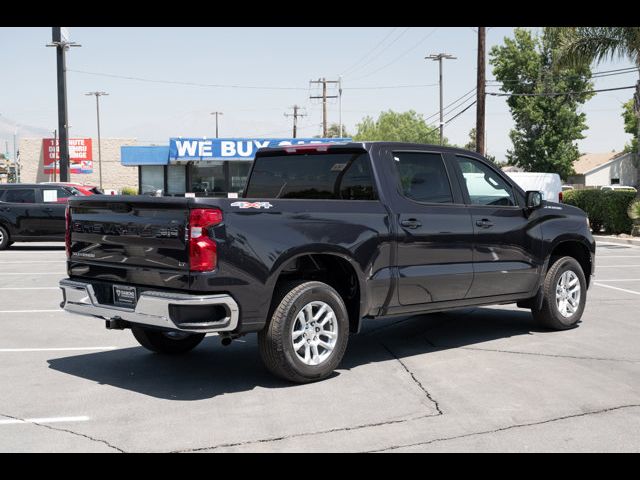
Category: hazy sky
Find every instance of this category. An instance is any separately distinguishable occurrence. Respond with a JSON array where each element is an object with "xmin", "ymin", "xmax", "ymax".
[{"xmin": 0, "ymin": 26, "xmax": 637, "ymax": 161}]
